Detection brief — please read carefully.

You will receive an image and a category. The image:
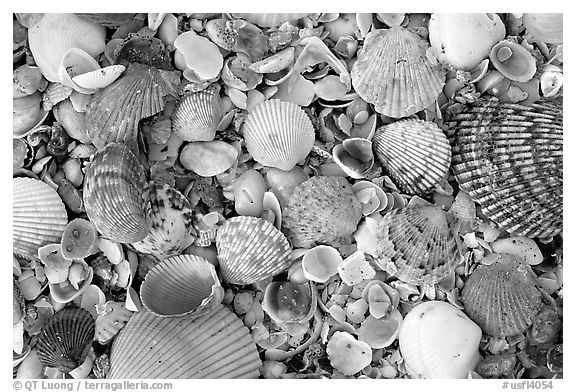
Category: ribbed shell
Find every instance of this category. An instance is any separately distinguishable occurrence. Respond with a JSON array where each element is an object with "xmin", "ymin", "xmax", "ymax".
[
  {"xmin": 83, "ymin": 143, "xmax": 149, "ymax": 243},
  {"xmin": 461, "ymin": 254, "xmax": 543, "ymax": 337},
  {"xmin": 85, "ymin": 63, "xmax": 172, "ymax": 152},
  {"xmin": 374, "ymin": 205, "xmax": 461, "ymax": 285},
  {"xmin": 172, "ymin": 85, "xmax": 223, "ymax": 142},
  {"xmin": 108, "ymin": 305, "xmax": 261, "ymax": 378},
  {"xmin": 231, "ymin": 13, "xmax": 311, "ymax": 27},
  {"xmin": 449, "ymin": 98, "xmax": 563, "ymax": 239},
  {"xmin": 372, "ymin": 119, "xmax": 451, "ymax": 196},
  {"xmin": 72, "ymin": 64, "xmax": 126, "ymax": 90},
  {"xmin": 282, "ymin": 176, "xmax": 363, "ymax": 249},
  {"xmin": 36, "ymin": 307, "xmax": 95, "ymax": 372},
  {"xmin": 351, "ymin": 27, "xmax": 445, "ymax": 118},
  {"xmin": 242, "ymin": 99, "xmax": 315, "ymax": 171},
  {"xmin": 13, "ymin": 177, "xmax": 68, "ymax": 261},
  {"xmin": 216, "ymin": 216, "xmax": 292, "ymax": 285}
]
